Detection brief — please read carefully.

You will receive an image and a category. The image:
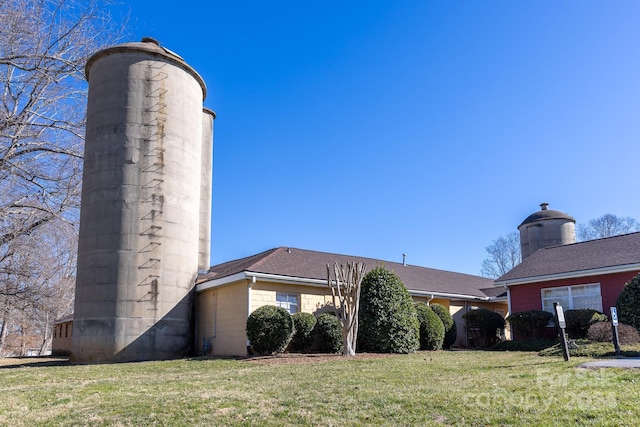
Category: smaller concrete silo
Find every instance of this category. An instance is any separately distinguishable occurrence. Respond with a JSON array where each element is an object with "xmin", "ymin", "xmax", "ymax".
[
  {"xmin": 518, "ymin": 203, "xmax": 576, "ymax": 259},
  {"xmin": 199, "ymin": 108, "xmax": 216, "ymax": 272}
]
